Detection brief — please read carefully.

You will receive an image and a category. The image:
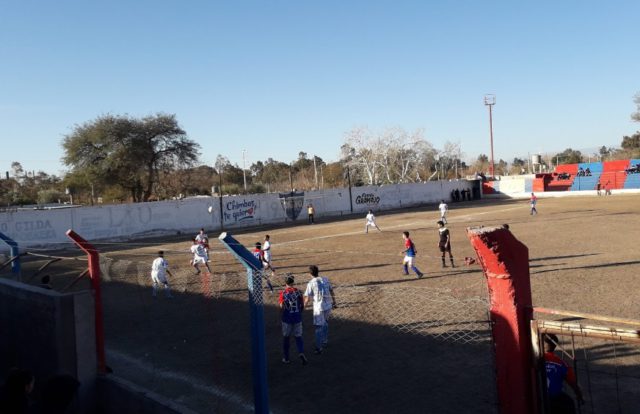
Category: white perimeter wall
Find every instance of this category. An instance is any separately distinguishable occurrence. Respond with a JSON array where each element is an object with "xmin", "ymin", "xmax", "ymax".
[{"xmin": 0, "ymin": 180, "xmax": 476, "ymax": 248}]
